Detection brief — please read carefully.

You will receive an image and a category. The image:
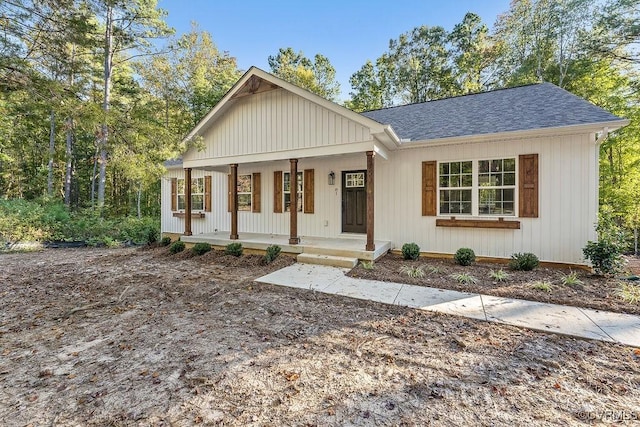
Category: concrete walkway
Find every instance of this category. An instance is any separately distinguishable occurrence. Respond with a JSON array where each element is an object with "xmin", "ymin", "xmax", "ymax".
[{"xmin": 256, "ymin": 264, "xmax": 640, "ymax": 348}]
